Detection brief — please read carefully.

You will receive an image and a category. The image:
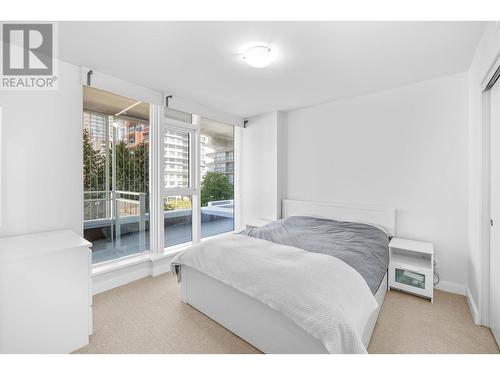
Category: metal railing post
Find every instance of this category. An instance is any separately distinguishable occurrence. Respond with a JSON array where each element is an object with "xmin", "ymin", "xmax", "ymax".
[
  {"xmin": 139, "ymin": 193, "xmax": 146, "ymax": 251},
  {"xmin": 111, "ymin": 122, "xmax": 117, "ymax": 247},
  {"xmin": 105, "ymin": 115, "xmax": 110, "ymax": 220},
  {"xmin": 115, "ymin": 191, "xmax": 121, "ymax": 249}
]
